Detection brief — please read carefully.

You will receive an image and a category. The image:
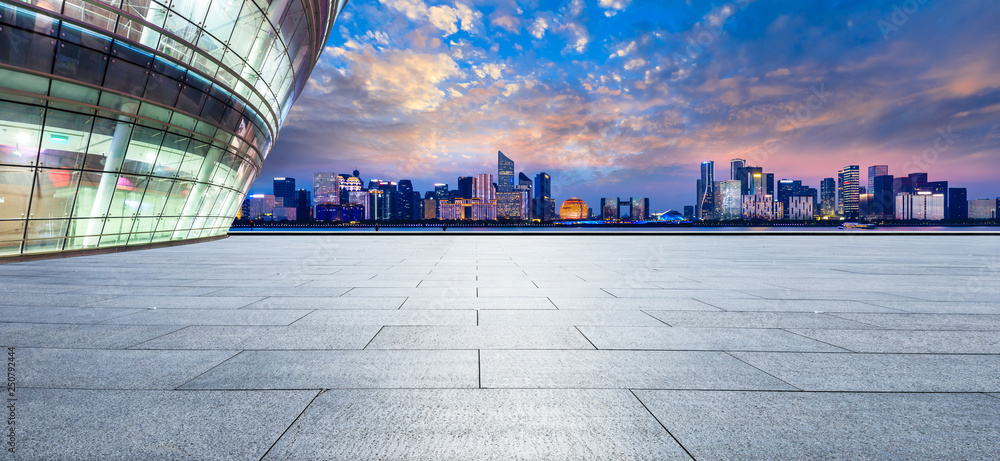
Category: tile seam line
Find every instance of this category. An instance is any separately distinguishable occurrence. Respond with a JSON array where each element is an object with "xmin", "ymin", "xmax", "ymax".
[
  {"xmin": 124, "ymin": 325, "xmax": 192, "ymax": 349},
  {"xmin": 259, "ymin": 389, "xmax": 325, "ymax": 461},
  {"xmin": 173, "ymin": 350, "xmax": 246, "ymax": 391},
  {"xmin": 778, "ymin": 328, "xmax": 857, "ymax": 353},
  {"xmin": 628, "ymin": 389, "xmax": 697, "ymax": 460},
  {"xmin": 723, "ymin": 351, "xmax": 803, "ymax": 391}
]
